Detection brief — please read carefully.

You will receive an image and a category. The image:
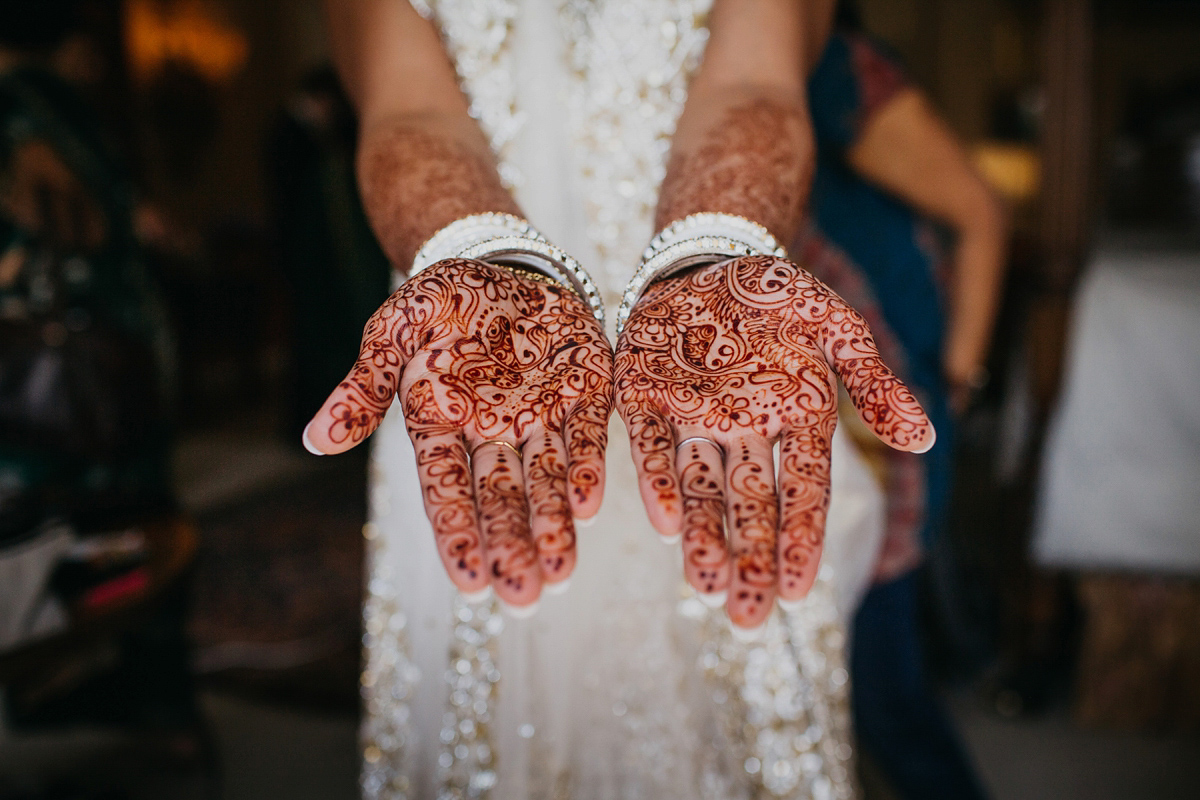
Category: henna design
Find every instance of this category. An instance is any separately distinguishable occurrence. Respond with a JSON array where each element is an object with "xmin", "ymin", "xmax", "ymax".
[
  {"xmin": 358, "ymin": 126, "xmax": 522, "ymax": 270},
  {"xmin": 725, "ymin": 438, "xmax": 779, "ymax": 625},
  {"xmin": 307, "ymin": 259, "xmax": 613, "ymax": 606},
  {"xmin": 615, "ymin": 255, "xmax": 933, "ymax": 627},
  {"xmin": 655, "ymin": 99, "xmax": 814, "ymax": 245},
  {"xmin": 523, "ymin": 430, "xmax": 576, "ymax": 586},
  {"xmin": 473, "ymin": 444, "xmax": 540, "ymax": 607},
  {"xmin": 677, "ymin": 440, "xmax": 729, "ymax": 596}
]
